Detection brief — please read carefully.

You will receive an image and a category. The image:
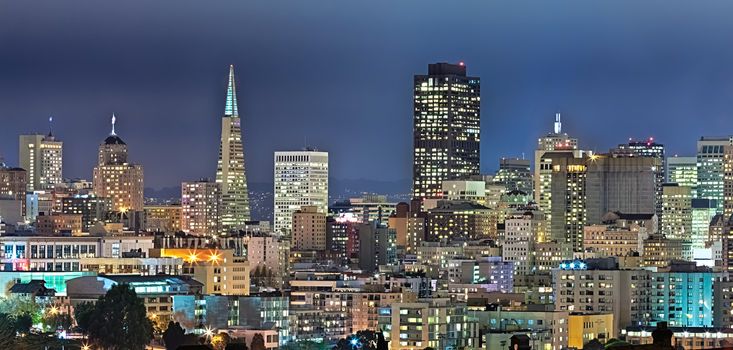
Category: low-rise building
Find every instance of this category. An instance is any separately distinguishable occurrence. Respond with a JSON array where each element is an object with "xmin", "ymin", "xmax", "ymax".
[
  {"xmin": 567, "ymin": 313, "xmax": 614, "ymax": 348},
  {"xmin": 380, "ymin": 298, "xmax": 478, "ymax": 350},
  {"xmin": 153, "ymin": 248, "xmax": 250, "ymax": 295}
]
